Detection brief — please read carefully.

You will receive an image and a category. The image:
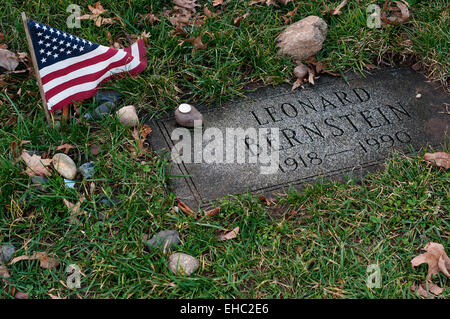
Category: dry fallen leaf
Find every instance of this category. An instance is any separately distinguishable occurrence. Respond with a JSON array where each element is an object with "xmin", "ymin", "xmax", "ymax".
[
  {"xmin": 410, "ymin": 281, "xmax": 443, "ymax": 299},
  {"xmin": 411, "ymin": 242, "xmax": 450, "ymax": 281},
  {"xmin": 423, "ymin": 152, "xmax": 450, "ymax": 170},
  {"xmin": 219, "ymin": 227, "xmax": 239, "ymax": 241},
  {"xmin": 0, "ymin": 48, "xmax": 19, "ymax": 72},
  {"xmin": 63, "ymin": 196, "xmax": 87, "ymax": 225},
  {"xmin": 10, "ymin": 252, "xmax": 59, "ymax": 270},
  {"xmin": 213, "ymin": 0, "xmax": 224, "ymax": 6},
  {"xmin": 177, "ymin": 199, "xmax": 197, "ymax": 218},
  {"xmin": 205, "ymin": 207, "xmax": 220, "ymax": 217},
  {"xmin": 79, "ymin": 1, "xmax": 118, "ymax": 27},
  {"xmin": 56, "ymin": 143, "xmax": 75, "ymax": 154},
  {"xmin": 20, "ymin": 150, "xmax": 52, "ymax": 177},
  {"xmin": 132, "ymin": 124, "xmax": 152, "ymax": 152},
  {"xmin": 183, "ymin": 35, "xmax": 207, "ymax": 51},
  {"xmin": 233, "ymin": 12, "xmax": 250, "ymax": 27},
  {"xmin": 325, "ymin": 0, "xmax": 348, "ymax": 15},
  {"xmin": 381, "ymin": 0, "xmax": 410, "ymax": 25}
]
